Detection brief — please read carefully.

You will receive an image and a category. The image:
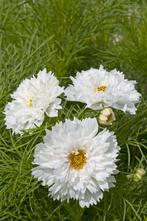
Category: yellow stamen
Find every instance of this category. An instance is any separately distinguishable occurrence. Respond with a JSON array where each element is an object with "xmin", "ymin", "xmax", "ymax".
[
  {"xmin": 68, "ymin": 149, "xmax": 87, "ymax": 170},
  {"xmin": 97, "ymin": 85, "xmax": 107, "ymax": 92},
  {"xmin": 27, "ymin": 97, "xmax": 33, "ymax": 108}
]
